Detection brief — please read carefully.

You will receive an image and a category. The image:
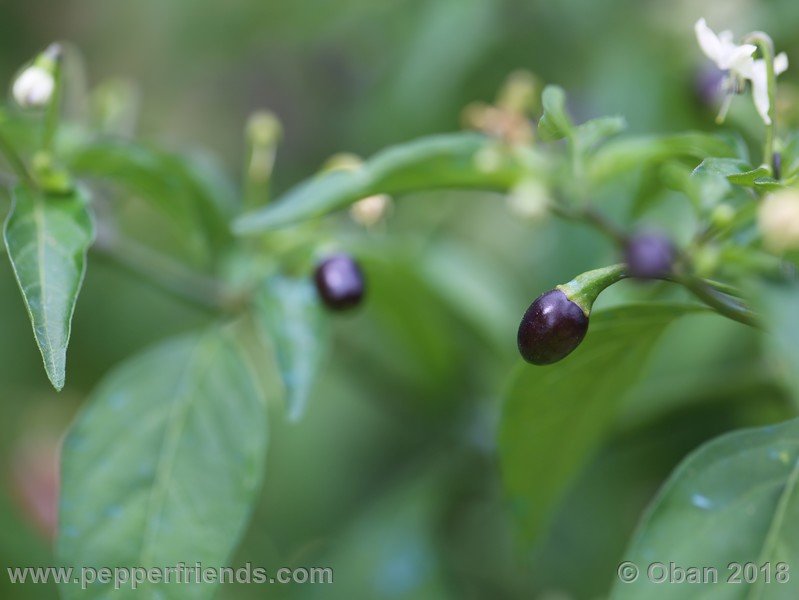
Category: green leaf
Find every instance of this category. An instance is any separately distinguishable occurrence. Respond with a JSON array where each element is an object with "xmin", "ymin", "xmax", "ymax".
[
  {"xmin": 317, "ymin": 462, "xmax": 451, "ymax": 599},
  {"xmin": 728, "ymin": 168, "xmax": 771, "ymax": 186},
  {"xmin": 612, "ymin": 418, "xmax": 799, "ymax": 599},
  {"xmin": 68, "ymin": 141, "xmax": 232, "ymax": 253},
  {"xmin": 233, "ymin": 132, "xmax": 523, "ymax": 234},
  {"xmin": 499, "ymin": 304, "xmax": 699, "ymax": 542},
  {"xmin": 57, "ymin": 329, "xmax": 267, "ymax": 599},
  {"xmin": 756, "ymin": 279, "xmax": 799, "ymax": 408},
  {"xmin": 537, "ymin": 85, "xmax": 573, "ymax": 142},
  {"xmin": 589, "ymin": 133, "xmax": 737, "ymax": 183},
  {"xmin": 693, "ymin": 157, "xmax": 770, "ymax": 187},
  {"xmin": 4, "ymin": 185, "xmax": 94, "ymax": 390},
  {"xmin": 254, "ymin": 275, "xmax": 329, "ymax": 421},
  {"xmin": 416, "ymin": 239, "xmax": 519, "ymax": 354},
  {"xmin": 754, "ymin": 177, "xmax": 786, "ymax": 192},
  {"xmin": 574, "ymin": 115, "xmax": 626, "ymax": 150}
]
